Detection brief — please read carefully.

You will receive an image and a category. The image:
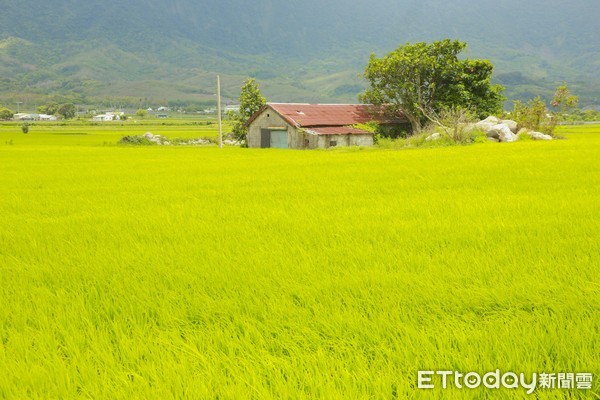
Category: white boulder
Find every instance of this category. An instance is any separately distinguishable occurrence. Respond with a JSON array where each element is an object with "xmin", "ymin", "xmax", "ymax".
[
  {"xmin": 489, "ymin": 124, "xmax": 518, "ymax": 142},
  {"xmin": 501, "ymin": 119, "xmax": 518, "ymax": 133},
  {"xmin": 482, "ymin": 116, "xmax": 500, "ymax": 124},
  {"xmin": 476, "ymin": 120, "xmax": 496, "ymax": 133},
  {"xmin": 528, "ymin": 131, "xmax": 553, "ymax": 141}
]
